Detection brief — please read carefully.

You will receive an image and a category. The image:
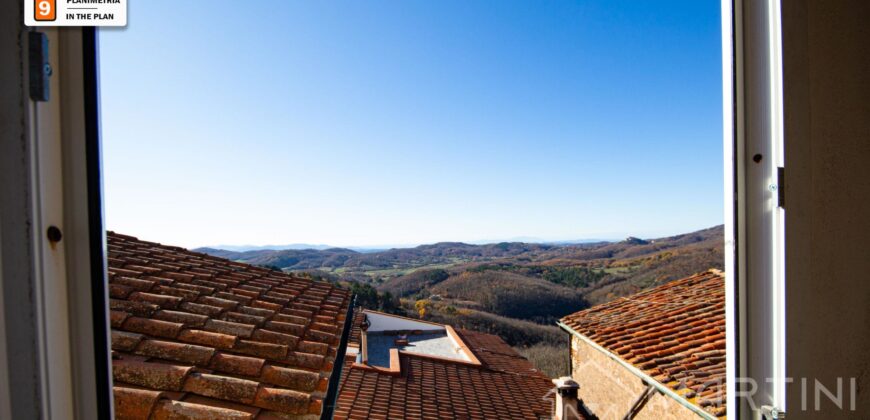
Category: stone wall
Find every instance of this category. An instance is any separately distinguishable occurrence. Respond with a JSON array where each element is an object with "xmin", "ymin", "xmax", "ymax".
[{"xmin": 570, "ymin": 335, "xmax": 701, "ymax": 420}]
